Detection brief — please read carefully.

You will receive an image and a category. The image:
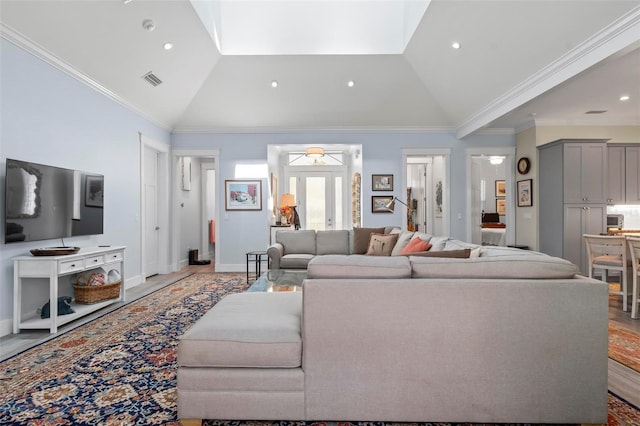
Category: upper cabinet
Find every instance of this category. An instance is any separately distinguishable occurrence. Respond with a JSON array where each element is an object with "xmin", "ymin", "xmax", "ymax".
[
  {"xmin": 563, "ymin": 142, "xmax": 607, "ymax": 204},
  {"xmin": 607, "ymin": 145, "xmax": 640, "ymax": 205},
  {"xmin": 625, "ymin": 146, "xmax": 640, "ymax": 204}
]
